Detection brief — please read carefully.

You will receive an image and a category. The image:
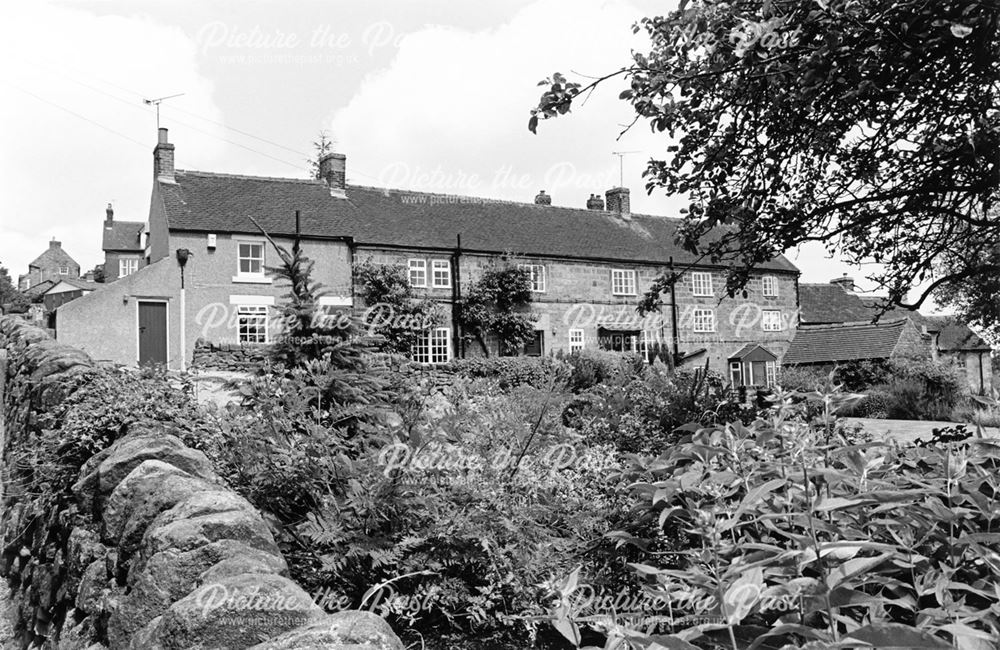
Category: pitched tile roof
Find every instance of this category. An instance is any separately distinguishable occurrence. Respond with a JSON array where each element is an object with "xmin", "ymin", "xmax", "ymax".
[
  {"xmin": 157, "ymin": 171, "xmax": 799, "ymax": 272},
  {"xmin": 783, "ymin": 318, "xmax": 912, "ymax": 365},
  {"xmin": 936, "ymin": 322, "xmax": 991, "ymax": 351},
  {"xmin": 23, "ymin": 279, "xmax": 55, "ymax": 298},
  {"xmin": 29, "ymin": 243, "xmax": 78, "ymax": 271},
  {"xmin": 798, "ymin": 284, "xmax": 878, "ymax": 324},
  {"xmin": 102, "ymin": 221, "xmax": 145, "ymax": 252},
  {"xmin": 49, "ymin": 278, "xmax": 100, "ymax": 292}
]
